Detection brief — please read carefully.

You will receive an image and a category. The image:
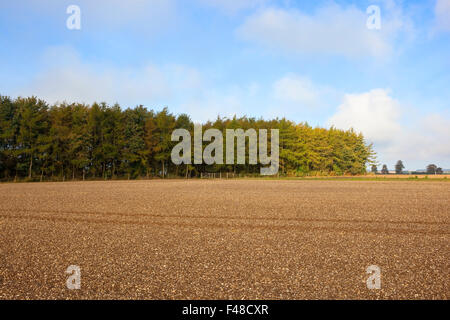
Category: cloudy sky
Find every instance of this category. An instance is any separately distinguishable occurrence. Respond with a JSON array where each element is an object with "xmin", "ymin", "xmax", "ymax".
[{"xmin": 1, "ymin": 0, "xmax": 449, "ymax": 170}]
